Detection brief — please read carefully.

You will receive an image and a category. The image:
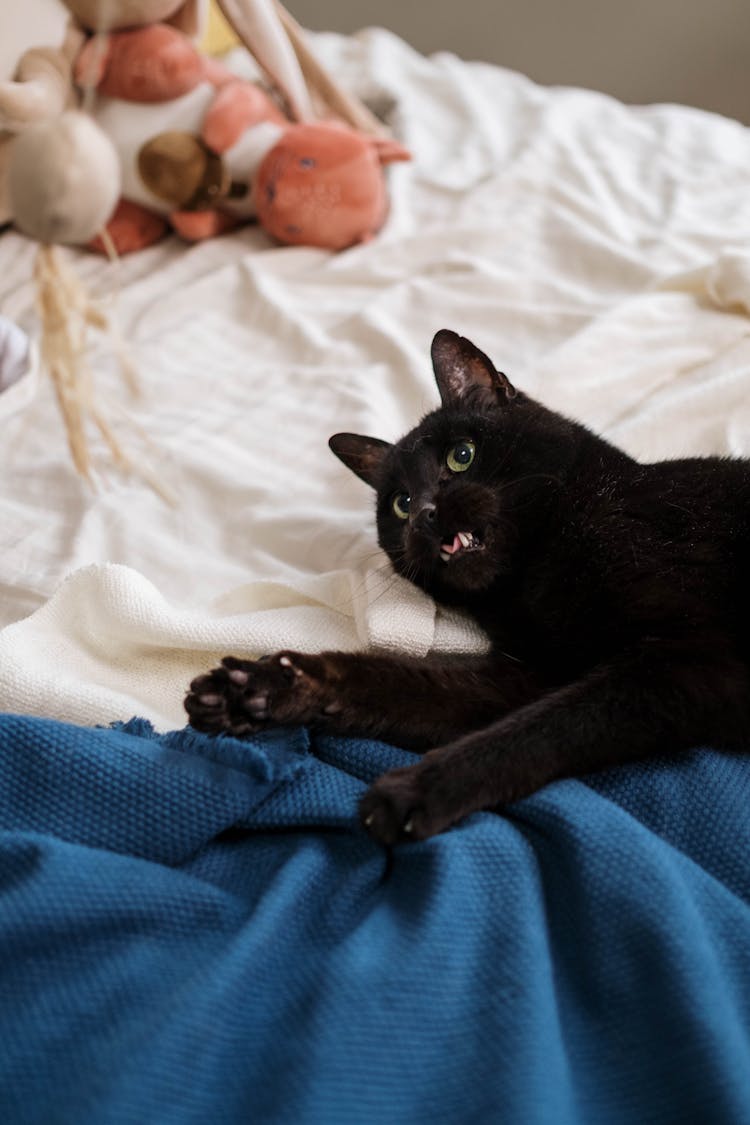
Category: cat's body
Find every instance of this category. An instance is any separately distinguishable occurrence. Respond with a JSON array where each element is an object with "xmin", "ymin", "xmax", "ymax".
[{"xmin": 186, "ymin": 331, "xmax": 750, "ymax": 843}]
